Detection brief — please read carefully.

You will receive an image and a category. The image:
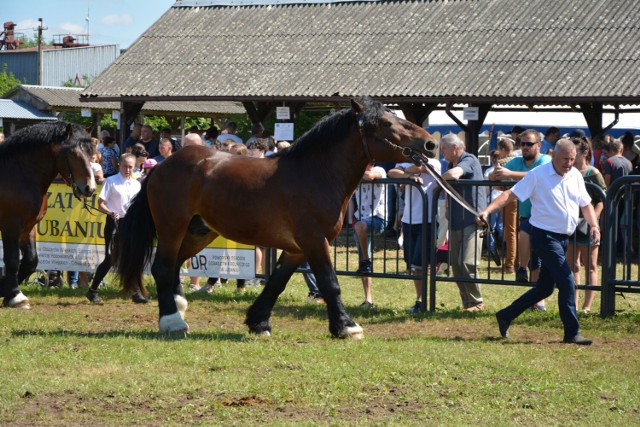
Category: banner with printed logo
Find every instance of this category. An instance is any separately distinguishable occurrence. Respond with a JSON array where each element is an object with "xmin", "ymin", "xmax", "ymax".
[{"xmin": 0, "ymin": 182, "xmax": 255, "ymax": 278}]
